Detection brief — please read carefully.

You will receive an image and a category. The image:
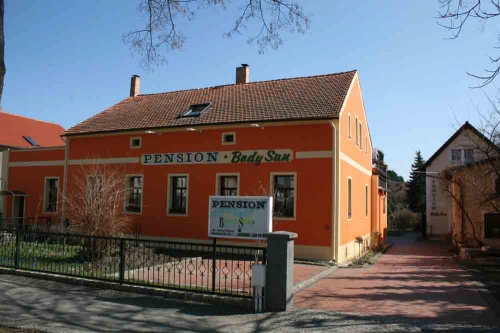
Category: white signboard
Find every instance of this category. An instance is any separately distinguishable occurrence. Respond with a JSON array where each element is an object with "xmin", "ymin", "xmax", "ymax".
[
  {"xmin": 208, "ymin": 196, "xmax": 273, "ymax": 240},
  {"xmin": 142, "ymin": 149, "xmax": 293, "ymax": 166}
]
